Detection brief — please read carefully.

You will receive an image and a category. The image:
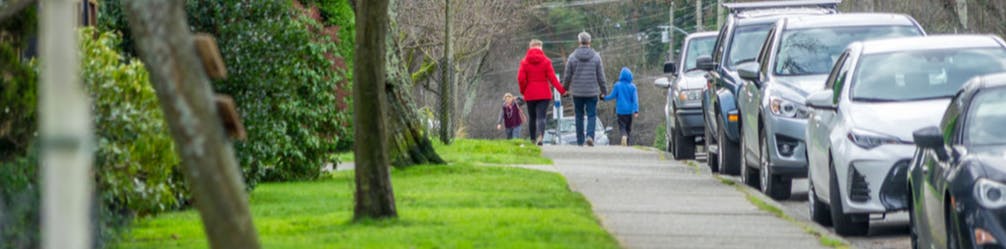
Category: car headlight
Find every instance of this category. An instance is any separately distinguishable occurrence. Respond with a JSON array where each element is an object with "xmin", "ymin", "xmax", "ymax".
[
  {"xmin": 846, "ymin": 129, "xmax": 907, "ymax": 150},
  {"xmin": 976, "ymin": 179, "xmax": 1006, "ymax": 209},
  {"xmin": 769, "ymin": 96, "xmax": 809, "ymax": 119},
  {"xmin": 675, "ymin": 88, "xmax": 703, "ymax": 105}
]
